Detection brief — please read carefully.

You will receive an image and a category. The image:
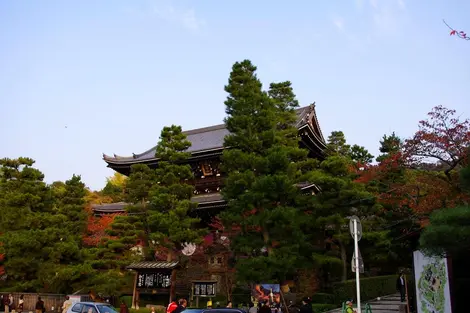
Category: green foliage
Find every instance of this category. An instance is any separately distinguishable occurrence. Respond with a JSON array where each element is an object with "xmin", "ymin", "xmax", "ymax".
[
  {"xmin": 301, "ymin": 152, "xmax": 385, "ymax": 282},
  {"xmin": 376, "ymin": 132, "xmax": 402, "ymax": 163},
  {"xmin": 221, "ymin": 60, "xmax": 311, "ymax": 283},
  {"xmin": 107, "ymin": 125, "xmax": 205, "ymax": 263},
  {"xmin": 148, "ymin": 125, "xmax": 207, "ymax": 258},
  {"xmin": 309, "ymin": 292, "xmax": 335, "ymax": 304},
  {"xmin": 419, "ymin": 205, "xmax": 470, "ymax": 257},
  {"xmin": 460, "ymin": 158, "xmax": 470, "ymax": 193},
  {"xmin": 310, "ymin": 304, "xmax": 337, "ymax": 312},
  {"xmin": 331, "ymin": 275, "xmax": 397, "ymax": 305},
  {"xmin": 326, "ymin": 131, "xmax": 374, "ymax": 164},
  {"xmin": 0, "ymin": 158, "xmax": 89, "ymax": 293}
]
